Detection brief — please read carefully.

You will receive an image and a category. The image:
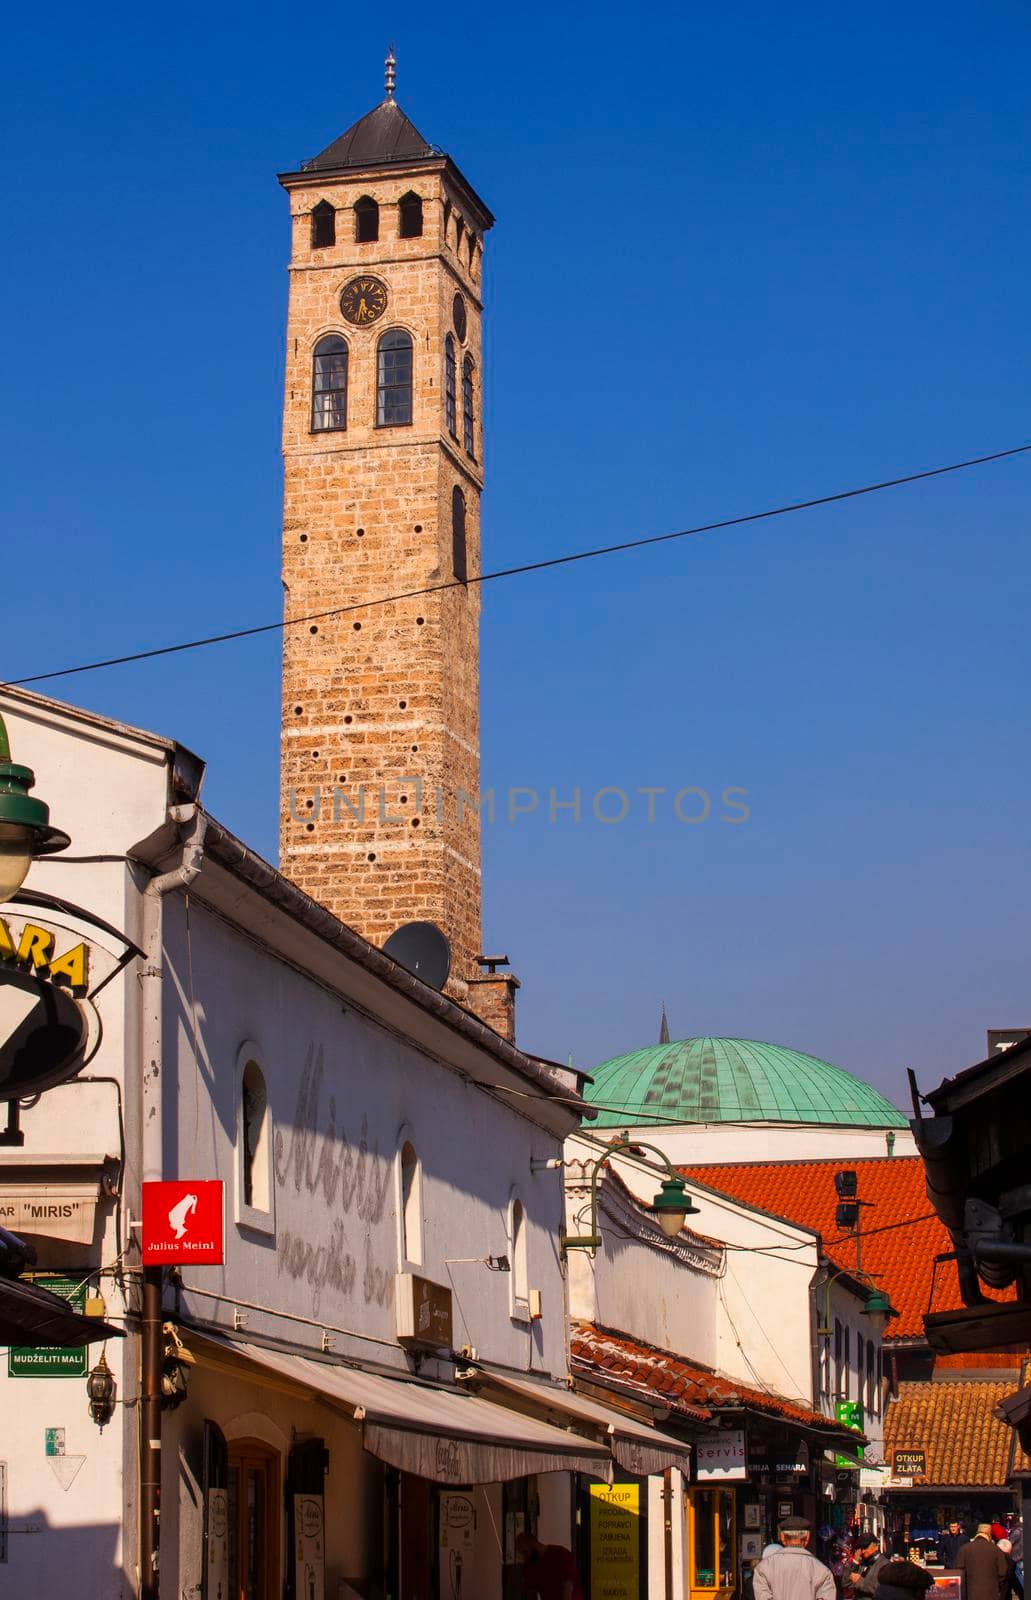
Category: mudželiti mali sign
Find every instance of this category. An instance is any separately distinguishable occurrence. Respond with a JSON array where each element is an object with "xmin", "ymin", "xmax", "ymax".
[
  {"xmin": 892, "ymin": 1449, "xmax": 927, "ymax": 1479},
  {"xmin": 9, "ymin": 1277, "xmax": 87, "ymax": 1377},
  {"xmin": 142, "ymin": 1181, "xmax": 224, "ymax": 1265}
]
